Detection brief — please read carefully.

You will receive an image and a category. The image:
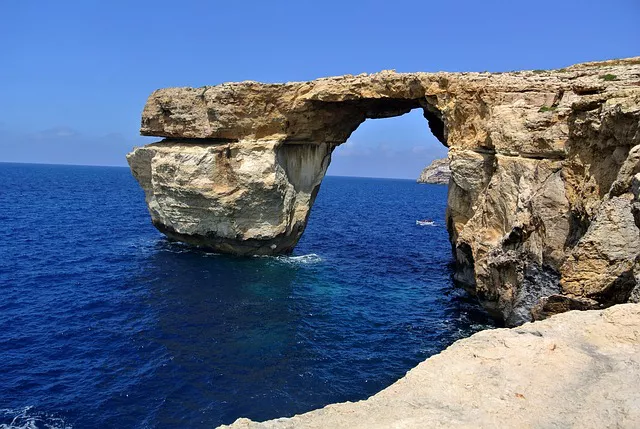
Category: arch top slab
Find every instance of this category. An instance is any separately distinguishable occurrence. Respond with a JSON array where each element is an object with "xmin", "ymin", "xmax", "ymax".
[
  {"xmin": 140, "ymin": 71, "xmax": 443, "ymax": 145},
  {"xmin": 128, "ymin": 57, "xmax": 640, "ymax": 325}
]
